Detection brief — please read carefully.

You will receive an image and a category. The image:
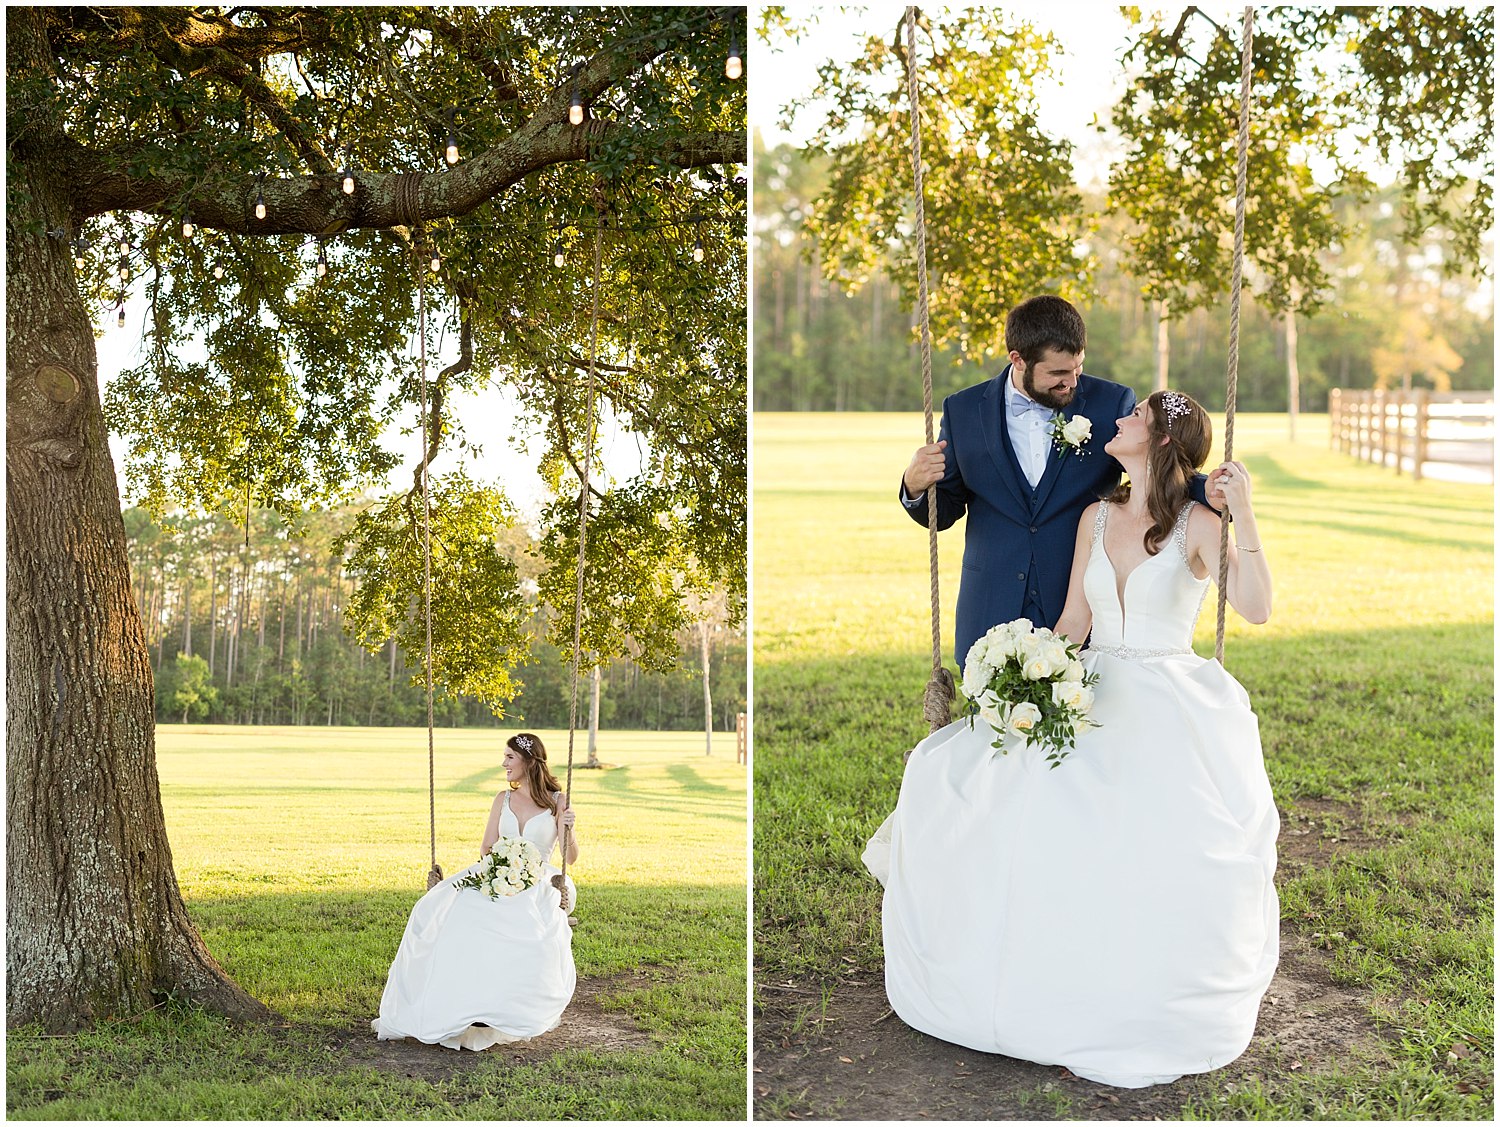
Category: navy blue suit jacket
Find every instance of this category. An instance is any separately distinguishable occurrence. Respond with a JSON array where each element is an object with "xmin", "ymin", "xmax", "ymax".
[{"xmin": 902, "ymin": 369, "xmax": 1134, "ymax": 667}]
